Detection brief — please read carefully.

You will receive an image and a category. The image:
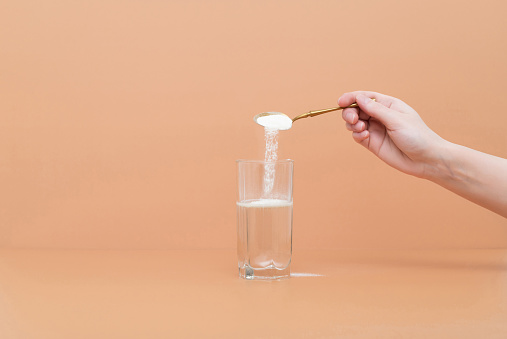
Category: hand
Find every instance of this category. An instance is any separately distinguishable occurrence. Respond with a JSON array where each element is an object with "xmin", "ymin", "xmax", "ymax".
[
  {"xmin": 339, "ymin": 91, "xmax": 507, "ymax": 218},
  {"xmin": 339, "ymin": 91, "xmax": 446, "ymax": 178}
]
